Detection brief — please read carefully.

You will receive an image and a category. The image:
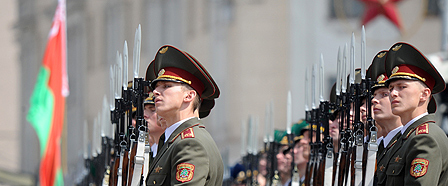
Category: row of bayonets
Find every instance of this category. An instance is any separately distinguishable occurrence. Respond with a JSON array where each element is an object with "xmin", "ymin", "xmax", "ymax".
[
  {"xmin": 237, "ymin": 26, "xmax": 377, "ymax": 186},
  {"xmin": 302, "ymin": 26, "xmax": 376, "ymax": 186},
  {"xmin": 79, "ymin": 25, "xmax": 151, "ymax": 186}
]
